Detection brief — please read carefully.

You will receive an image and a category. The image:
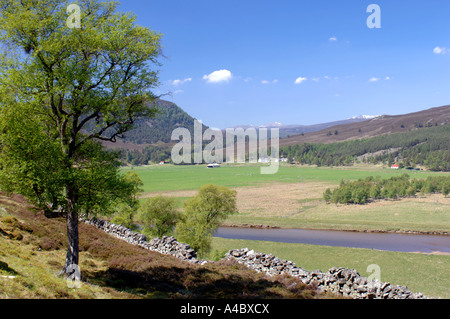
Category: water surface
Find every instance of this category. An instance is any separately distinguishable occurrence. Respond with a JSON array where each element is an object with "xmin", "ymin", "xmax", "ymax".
[{"xmin": 214, "ymin": 227, "xmax": 450, "ymax": 254}]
